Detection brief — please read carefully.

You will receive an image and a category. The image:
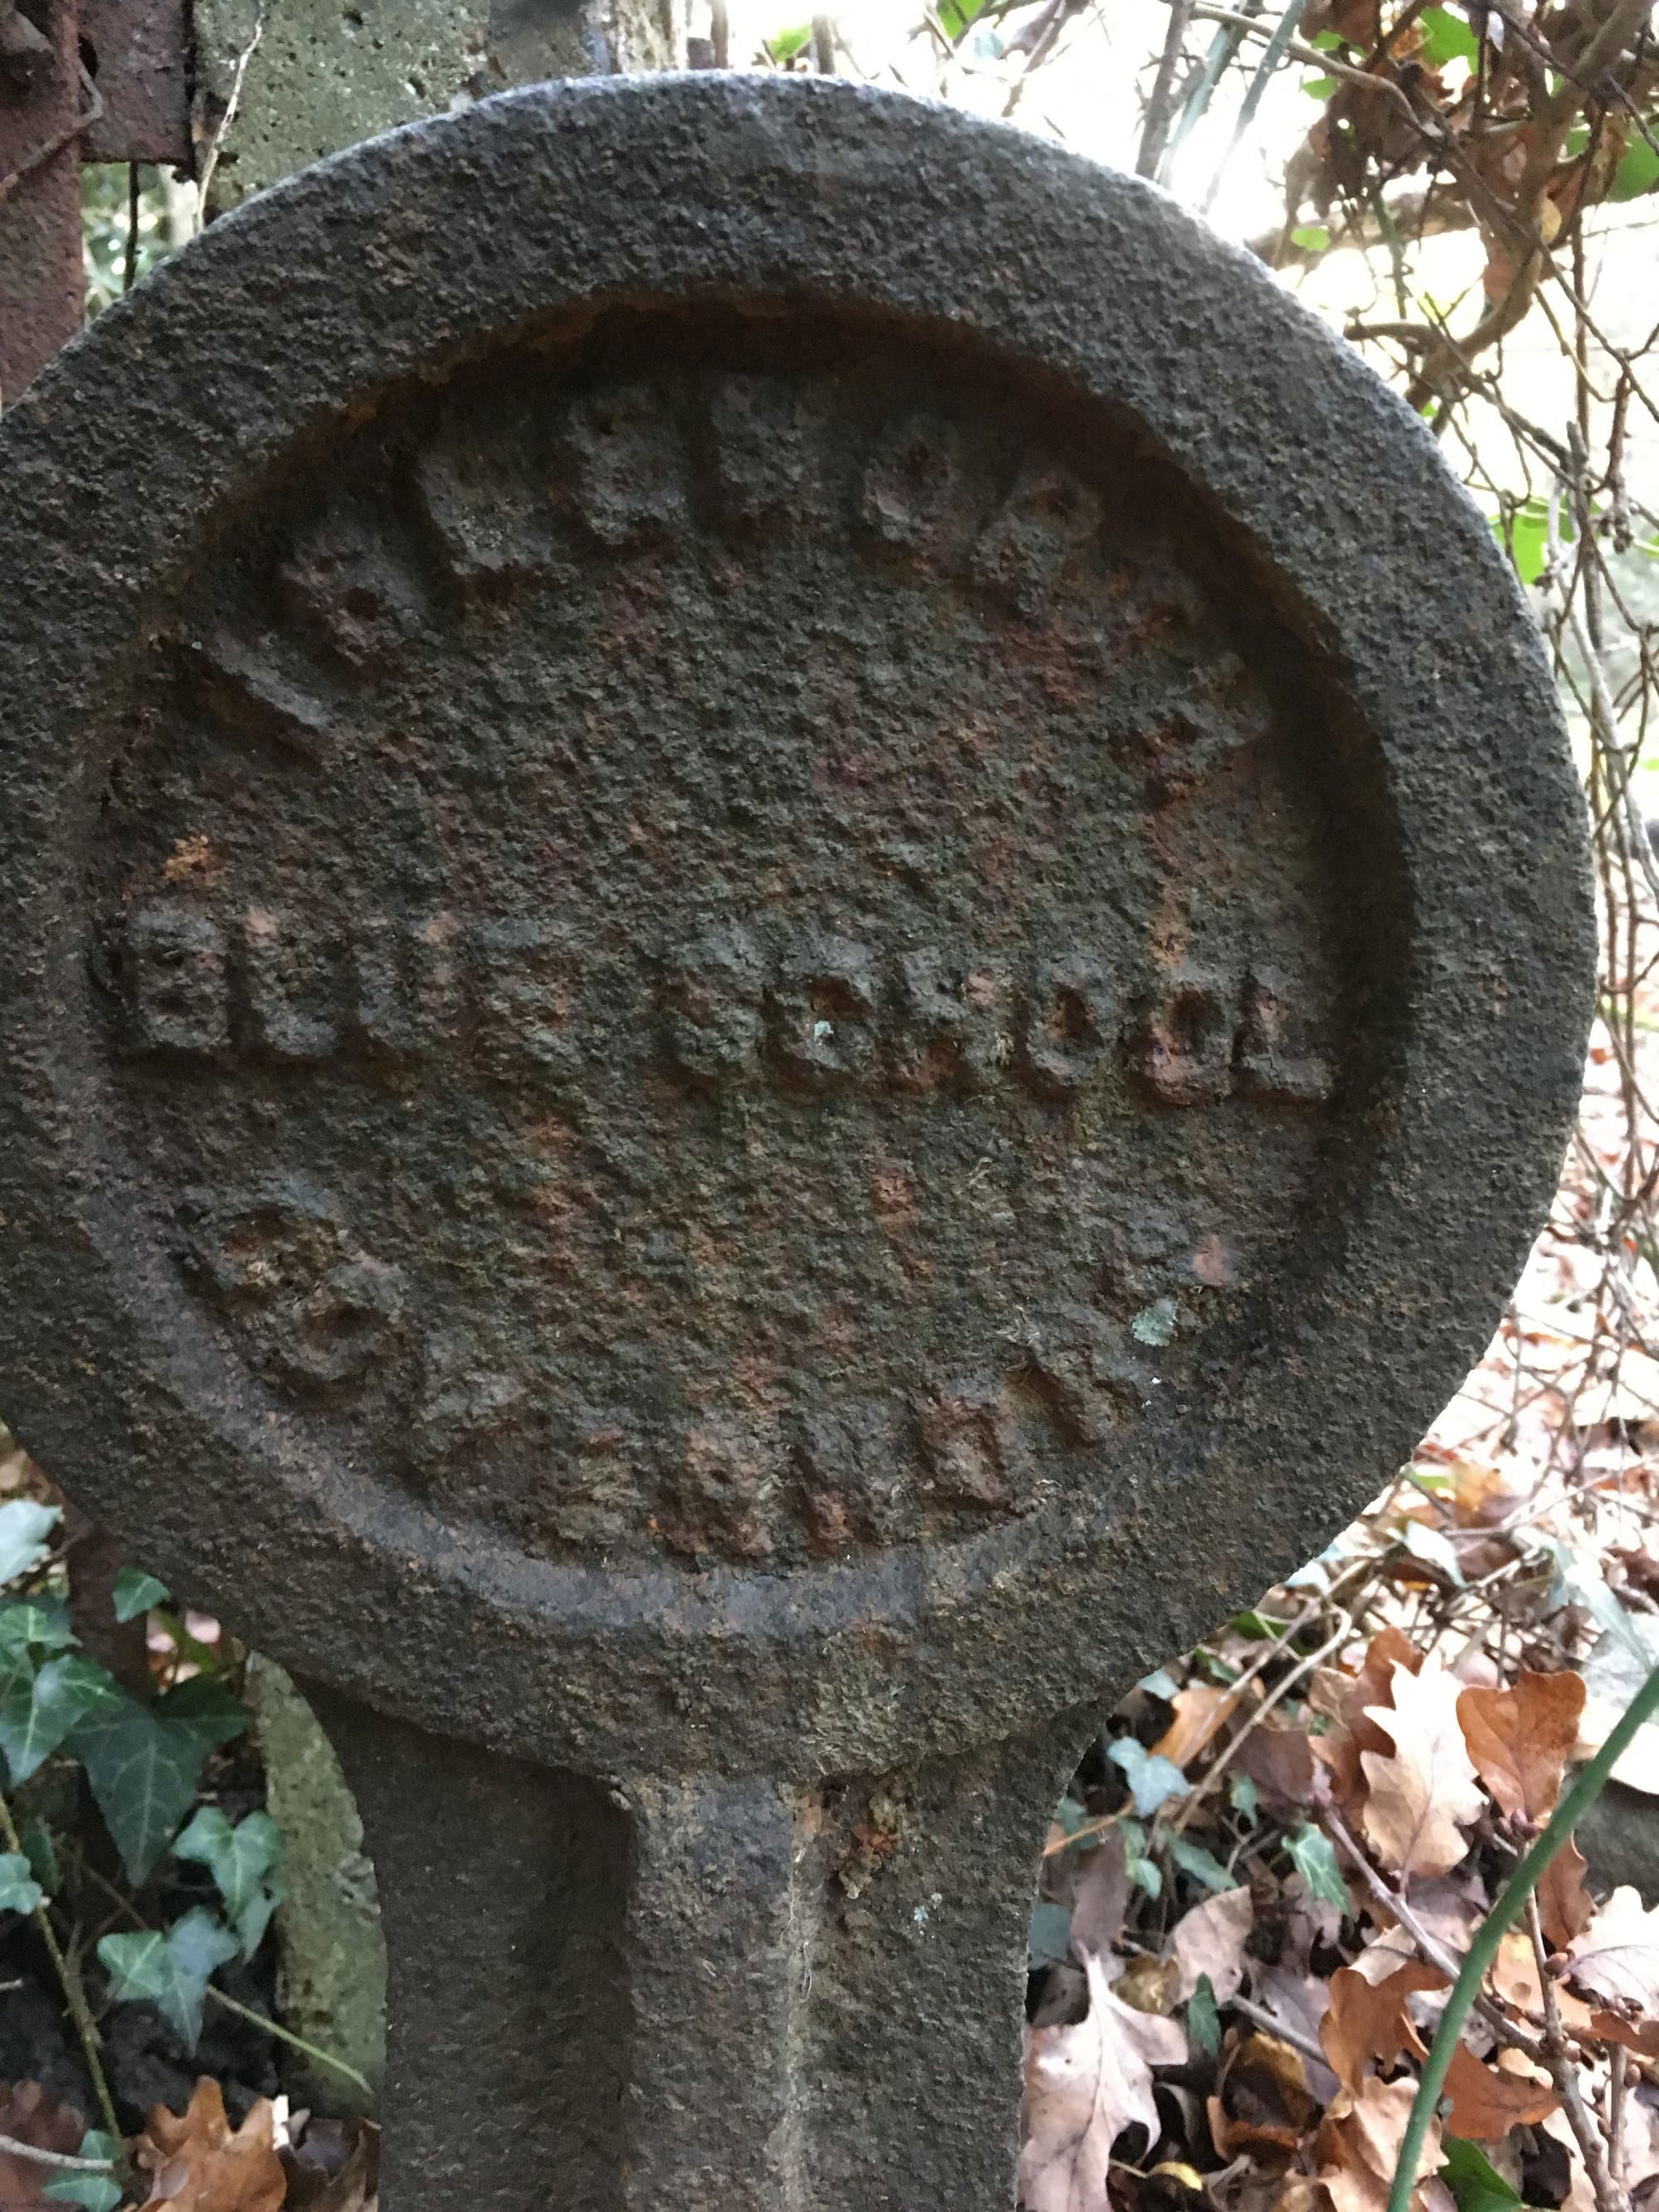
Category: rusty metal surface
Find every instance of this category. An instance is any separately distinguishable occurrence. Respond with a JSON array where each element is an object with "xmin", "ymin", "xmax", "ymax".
[
  {"xmin": 0, "ymin": 78, "xmax": 1593, "ymax": 1789},
  {"xmin": 0, "ymin": 0, "xmax": 84, "ymax": 402},
  {"xmin": 79, "ymin": 0, "xmax": 188, "ymax": 164}
]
